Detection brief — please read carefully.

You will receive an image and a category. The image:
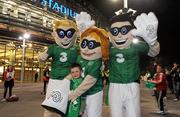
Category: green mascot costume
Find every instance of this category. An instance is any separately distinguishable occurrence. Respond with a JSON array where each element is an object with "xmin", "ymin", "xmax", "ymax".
[
  {"xmin": 38, "ymin": 19, "xmax": 78, "ymax": 117},
  {"xmin": 68, "ymin": 12, "xmax": 109, "ymax": 117},
  {"xmin": 108, "ymin": 9, "xmax": 160, "ymax": 117}
]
